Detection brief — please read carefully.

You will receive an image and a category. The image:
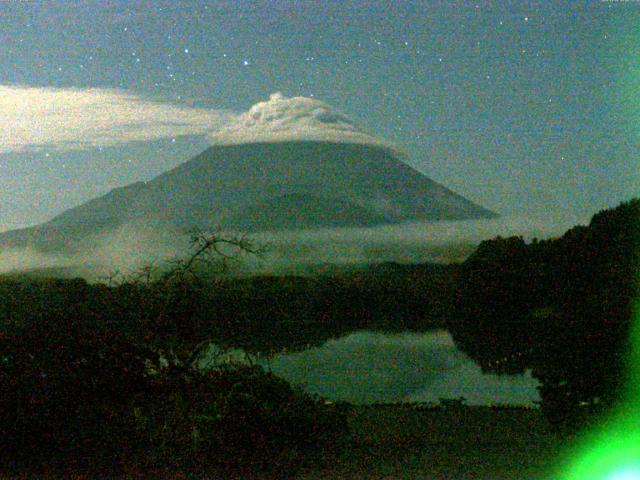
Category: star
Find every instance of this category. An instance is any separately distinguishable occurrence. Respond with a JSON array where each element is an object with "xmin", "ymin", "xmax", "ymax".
[{"xmin": 243, "ymin": 60, "xmax": 250, "ymax": 66}]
